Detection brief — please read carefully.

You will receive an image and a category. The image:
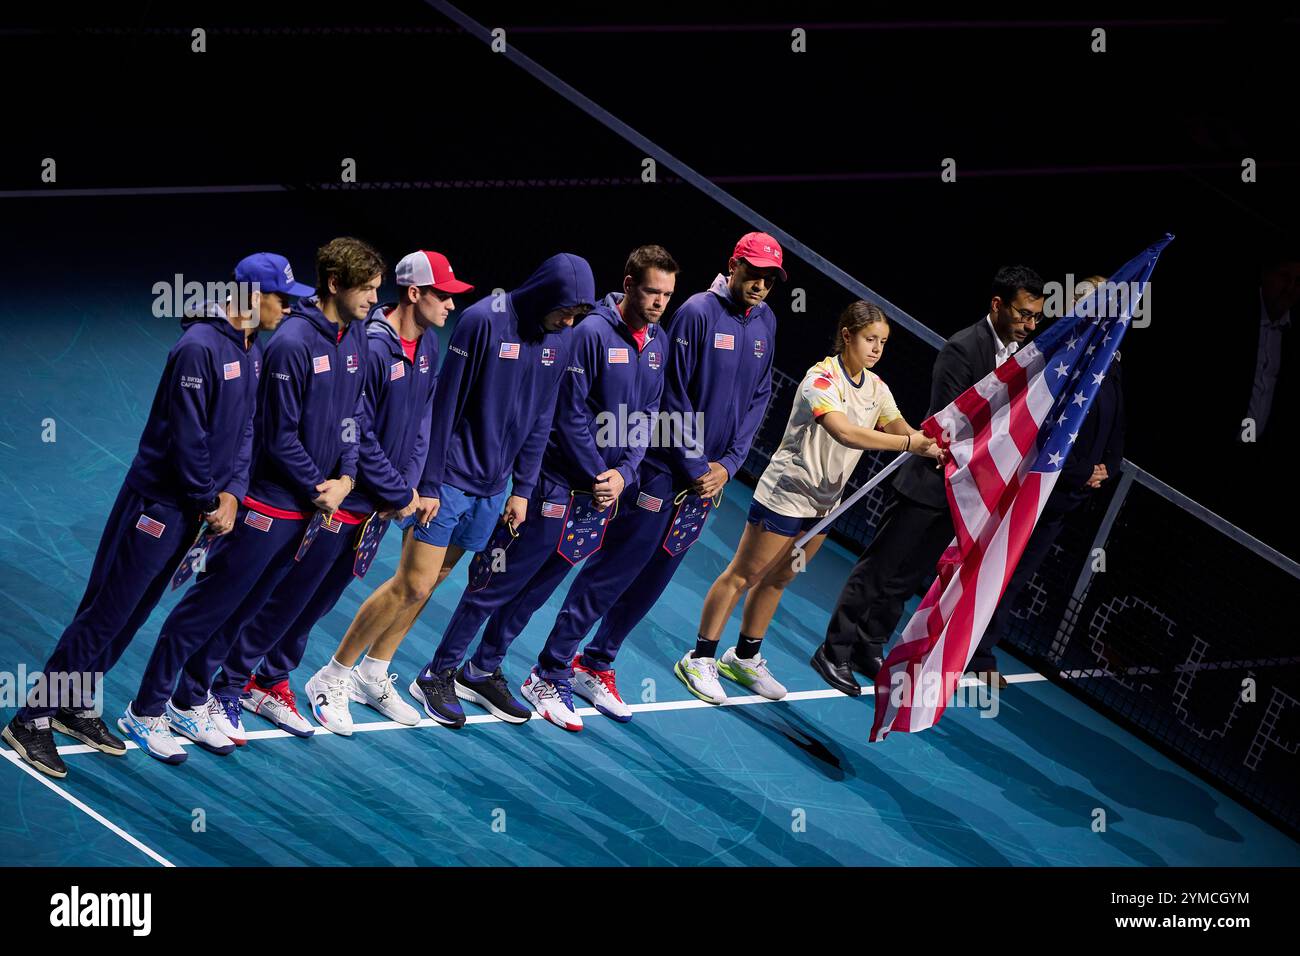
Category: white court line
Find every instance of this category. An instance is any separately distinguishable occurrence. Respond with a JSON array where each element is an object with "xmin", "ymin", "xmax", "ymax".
[
  {"xmin": 48, "ymin": 672, "xmax": 1050, "ymax": 756},
  {"xmin": 1, "ymin": 750, "xmax": 175, "ymax": 867}
]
